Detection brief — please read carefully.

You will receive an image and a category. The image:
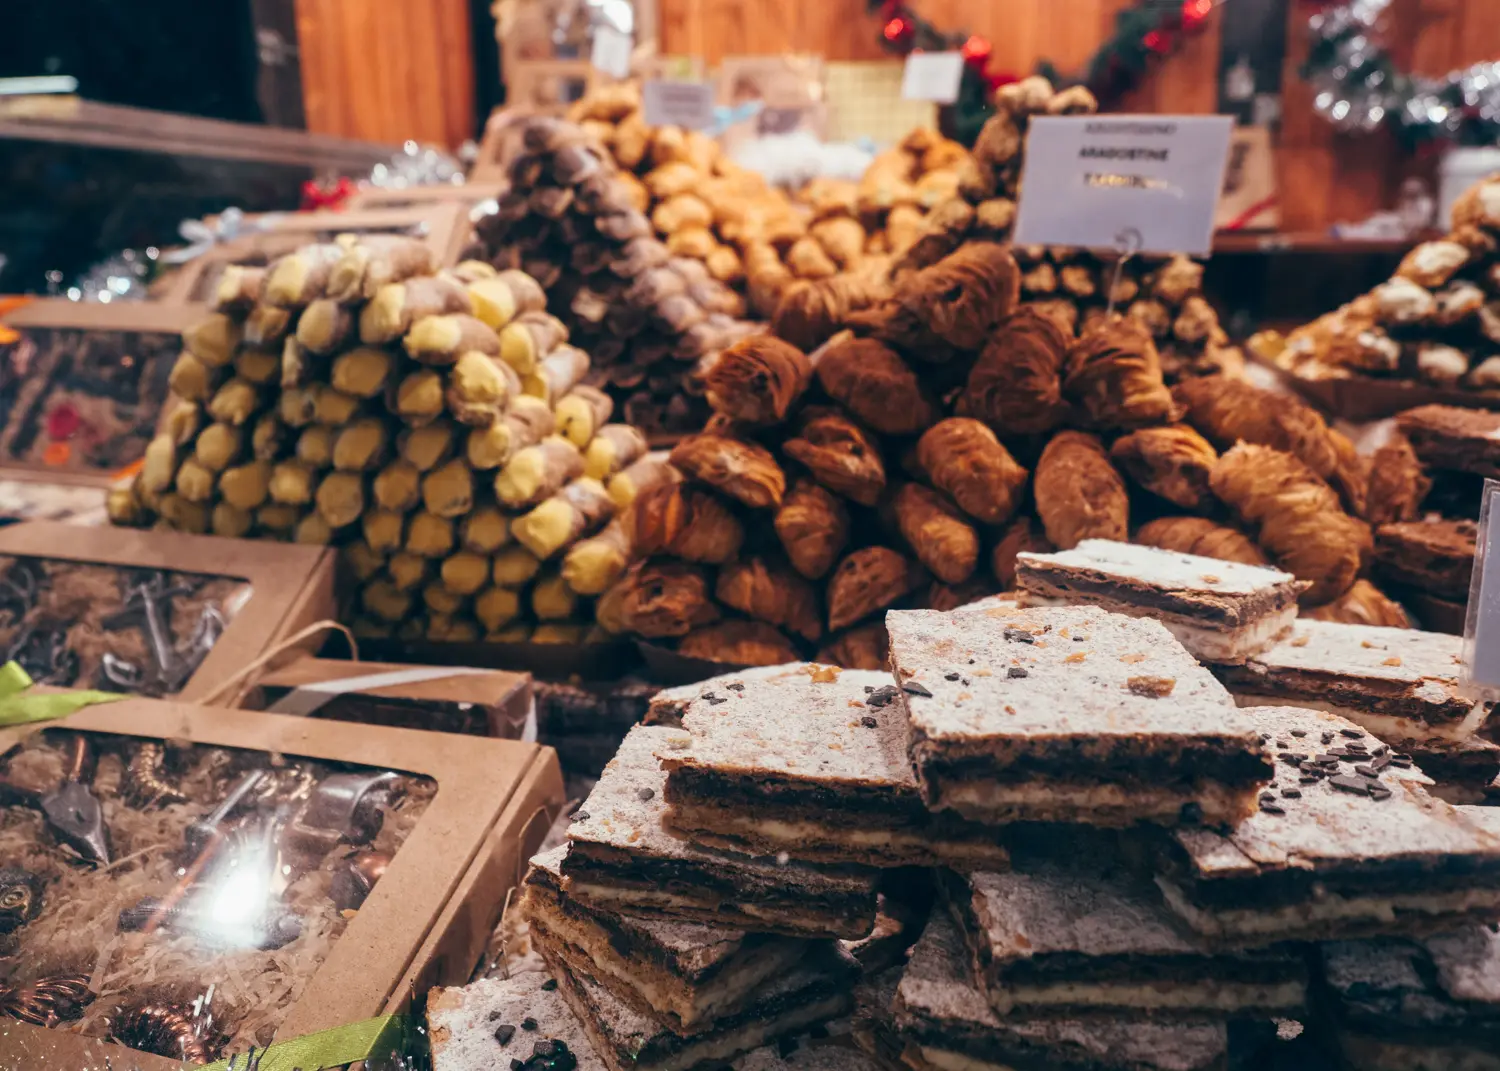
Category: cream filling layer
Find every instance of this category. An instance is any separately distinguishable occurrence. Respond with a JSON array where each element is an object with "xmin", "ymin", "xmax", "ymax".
[
  {"xmin": 1233, "ymin": 693, "xmax": 1489, "ymax": 746},
  {"xmin": 918, "ymin": 1047, "xmax": 1019, "ymax": 1071},
  {"xmin": 669, "ymin": 807, "xmax": 1006, "ymax": 862},
  {"xmin": 1156, "ymin": 876, "xmax": 1500, "ymax": 938},
  {"xmin": 992, "ymin": 978, "xmax": 1305, "ymax": 1014},
  {"xmin": 651, "ymin": 994, "xmax": 850, "ymax": 1071},
  {"xmin": 940, "ymin": 778, "xmax": 1250, "ymax": 822},
  {"xmin": 564, "ymin": 882, "xmax": 857, "ymax": 936},
  {"xmin": 1016, "ymin": 594, "xmax": 1295, "ymax": 663}
]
